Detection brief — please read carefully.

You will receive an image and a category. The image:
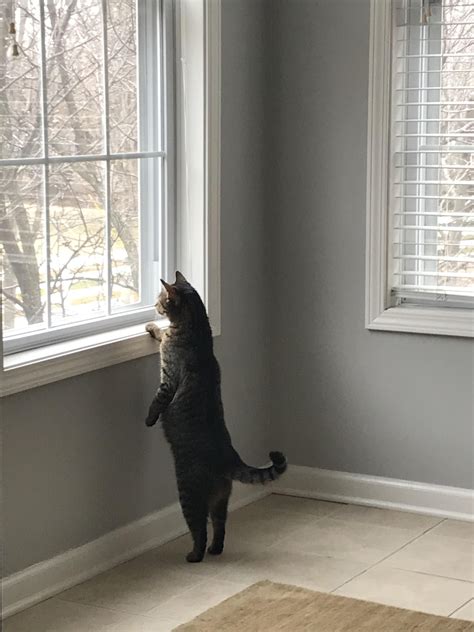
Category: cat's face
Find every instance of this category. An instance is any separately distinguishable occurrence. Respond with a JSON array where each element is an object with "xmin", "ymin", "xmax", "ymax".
[{"xmin": 155, "ymin": 271, "xmax": 192, "ymax": 320}]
